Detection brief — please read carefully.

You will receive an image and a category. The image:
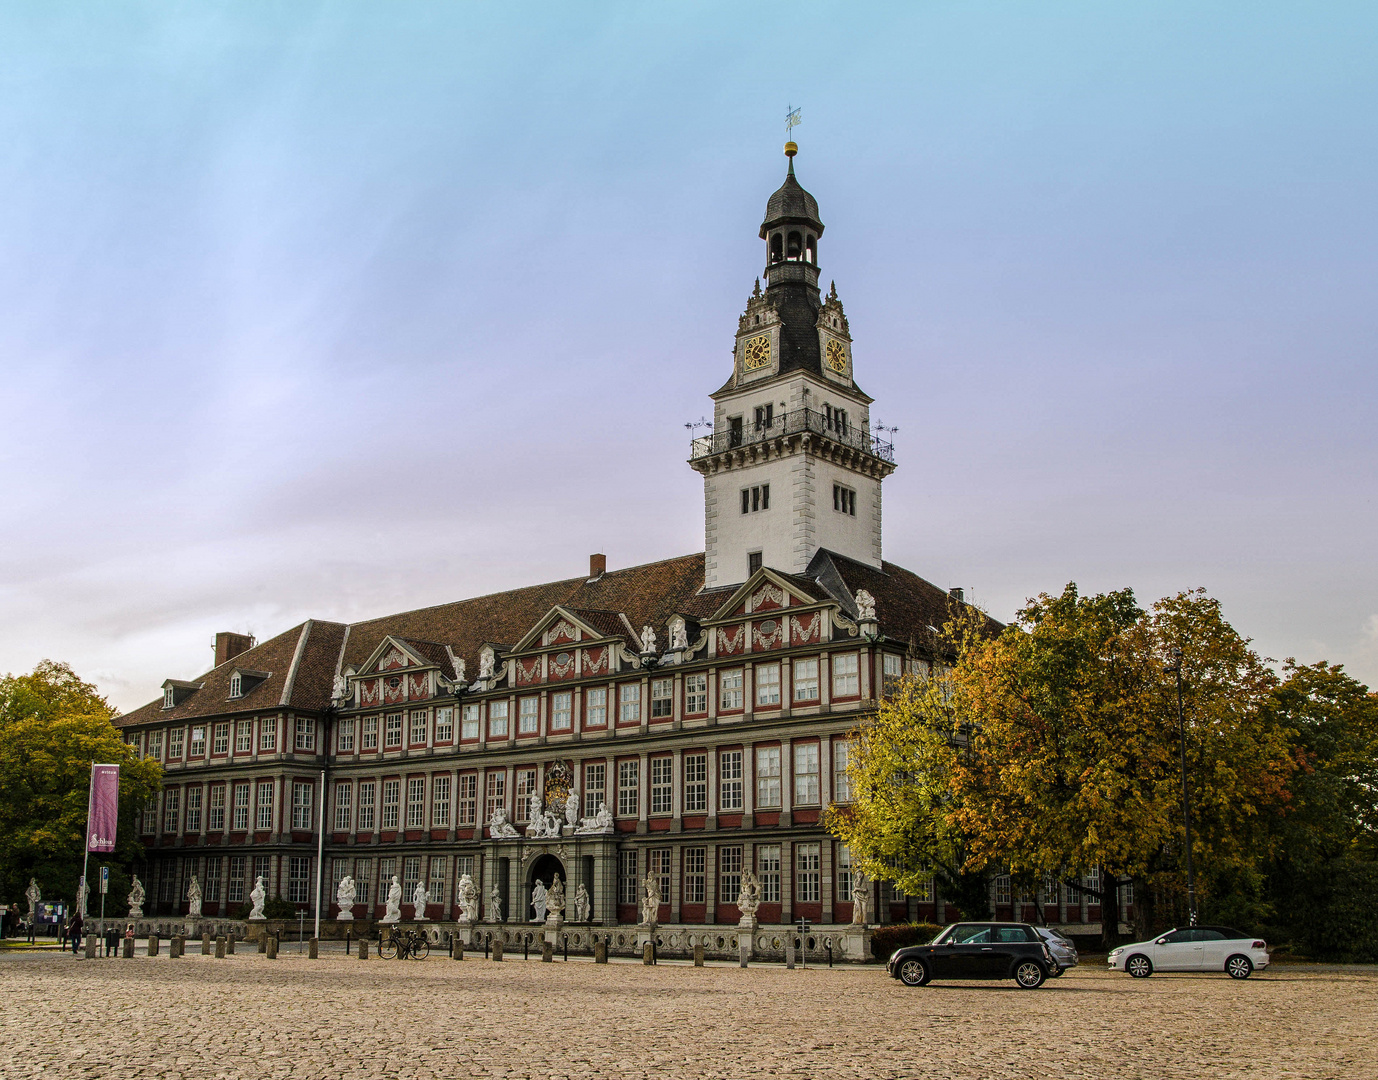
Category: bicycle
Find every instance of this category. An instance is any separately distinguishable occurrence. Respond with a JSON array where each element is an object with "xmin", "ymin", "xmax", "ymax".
[{"xmin": 378, "ymin": 928, "xmax": 430, "ymax": 960}]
